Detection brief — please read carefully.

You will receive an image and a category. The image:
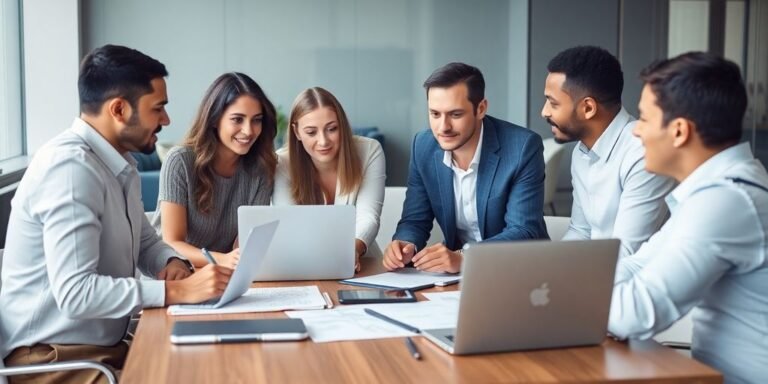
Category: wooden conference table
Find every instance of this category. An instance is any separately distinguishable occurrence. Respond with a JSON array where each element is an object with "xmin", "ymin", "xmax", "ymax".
[{"xmin": 121, "ymin": 258, "xmax": 721, "ymax": 383}]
